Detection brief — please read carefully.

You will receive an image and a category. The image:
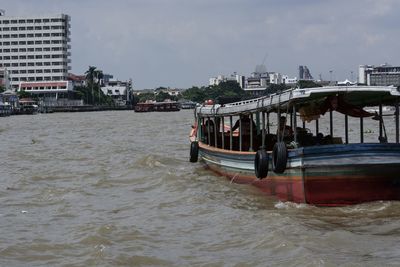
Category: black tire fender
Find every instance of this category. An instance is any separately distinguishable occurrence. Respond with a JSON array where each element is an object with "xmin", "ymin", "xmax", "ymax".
[
  {"xmin": 190, "ymin": 141, "xmax": 199, "ymax": 163},
  {"xmin": 272, "ymin": 142, "xmax": 287, "ymax": 174},
  {"xmin": 254, "ymin": 148, "xmax": 269, "ymax": 179}
]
